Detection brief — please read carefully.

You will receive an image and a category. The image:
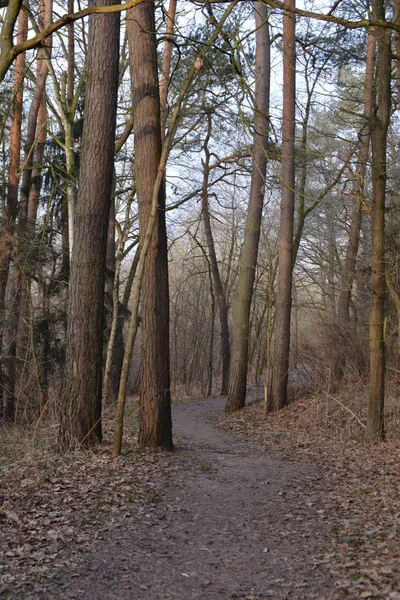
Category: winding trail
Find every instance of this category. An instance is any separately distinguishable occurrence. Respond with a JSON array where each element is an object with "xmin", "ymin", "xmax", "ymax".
[{"xmin": 59, "ymin": 398, "xmax": 335, "ymax": 599}]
